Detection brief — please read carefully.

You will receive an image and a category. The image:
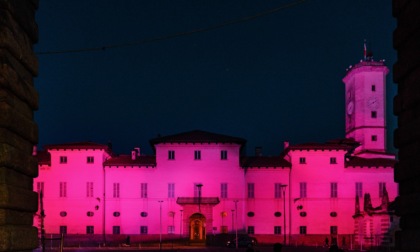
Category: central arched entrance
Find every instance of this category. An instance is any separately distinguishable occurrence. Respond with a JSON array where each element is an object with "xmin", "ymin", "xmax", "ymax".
[{"xmin": 189, "ymin": 213, "xmax": 206, "ymax": 242}]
